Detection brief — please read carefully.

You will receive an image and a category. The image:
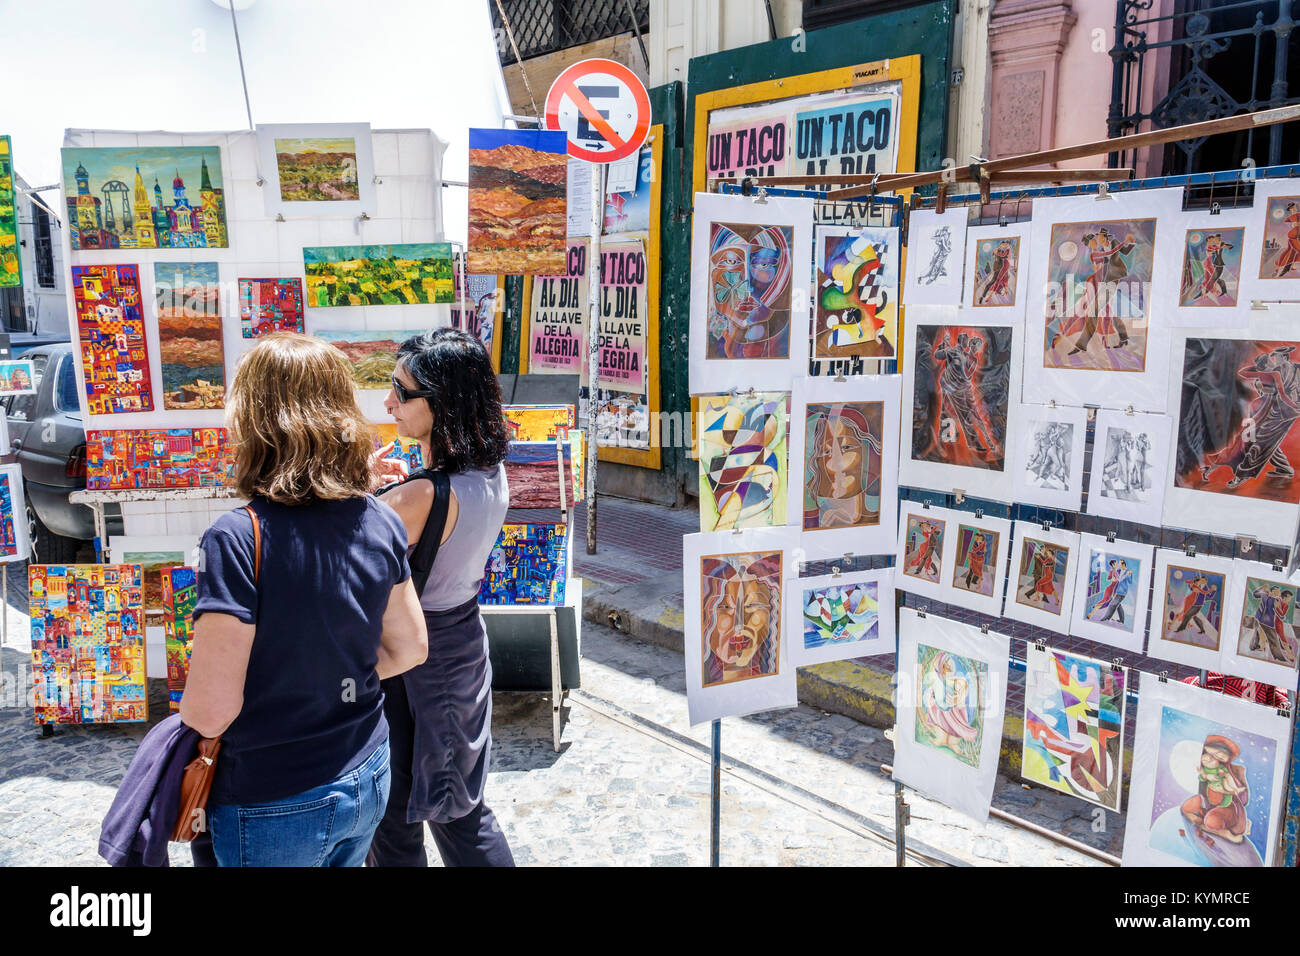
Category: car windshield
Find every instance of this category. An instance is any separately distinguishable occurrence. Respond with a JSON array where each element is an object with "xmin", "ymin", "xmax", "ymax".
[{"xmin": 55, "ymin": 354, "xmax": 80, "ymax": 413}]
